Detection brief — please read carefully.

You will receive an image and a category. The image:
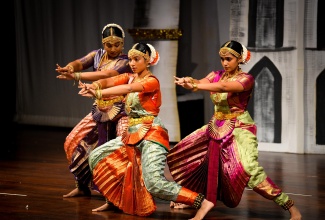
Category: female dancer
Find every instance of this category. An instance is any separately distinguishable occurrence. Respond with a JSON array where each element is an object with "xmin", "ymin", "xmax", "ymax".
[
  {"xmin": 78, "ymin": 42, "xmax": 214, "ymax": 219},
  {"xmin": 55, "ymin": 23, "xmax": 131, "ymax": 198},
  {"xmin": 167, "ymin": 40, "xmax": 302, "ymax": 220}
]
